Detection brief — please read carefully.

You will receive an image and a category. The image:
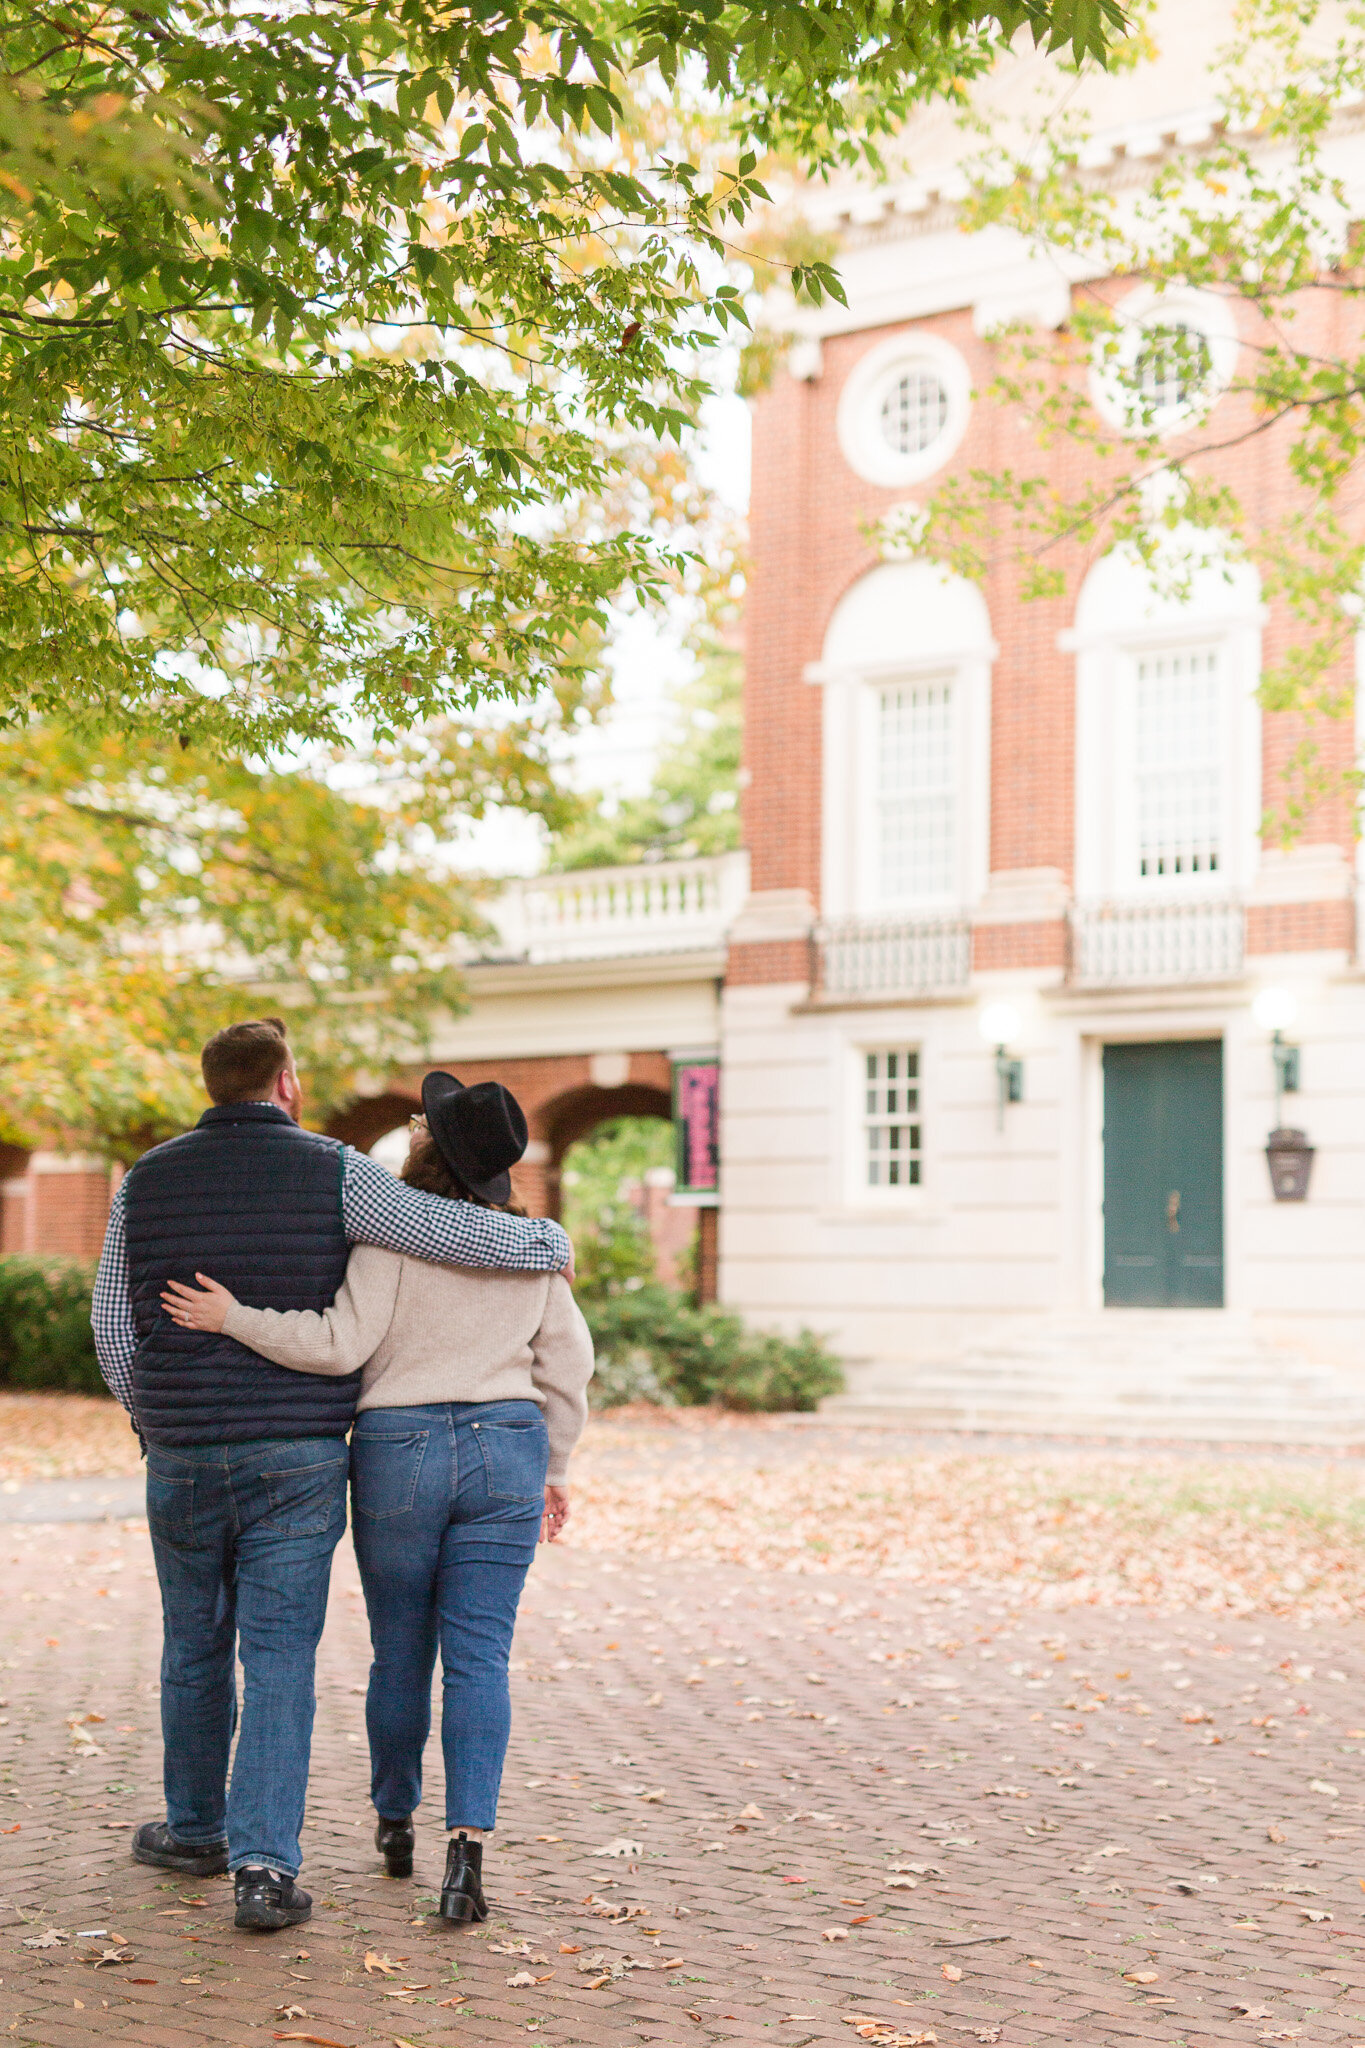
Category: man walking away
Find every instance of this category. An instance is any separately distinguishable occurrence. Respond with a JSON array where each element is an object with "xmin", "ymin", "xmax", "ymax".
[{"xmin": 91, "ymin": 1017, "xmax": 573, "ymax": 1931}]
